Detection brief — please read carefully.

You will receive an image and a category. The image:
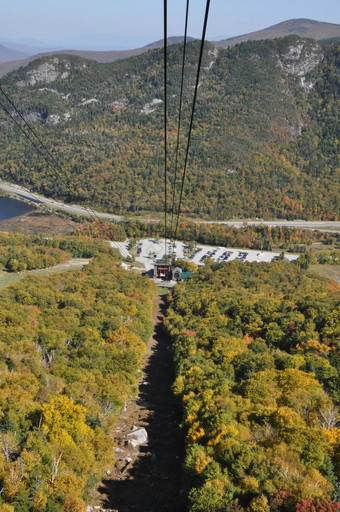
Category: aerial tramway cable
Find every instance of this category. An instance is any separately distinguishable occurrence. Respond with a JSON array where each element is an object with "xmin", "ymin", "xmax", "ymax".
[
  {"xmin": 169, "ymin": 0, "xmax": 190, "ymax": 238},
  {"xmin": 172, "ymin": 0, "xmax": 211, "ymax": 243},
  {"xmin": 164, "ymin": 0, "xmax": 168, "ymax": 259},
  {"xmin": 0, "ymin": 98, "xmax": 70, "ymax": 214},
  {"xmin": 0, "ymin": 86, "xmax": 79, "ymax": 198},
  {"xmin": 0, "ymin": 0, "xmax": 210, "ymax": 260},
  {"xmin": 0, "ymin": 86, "xmax": 122, "ymax": 251}
]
